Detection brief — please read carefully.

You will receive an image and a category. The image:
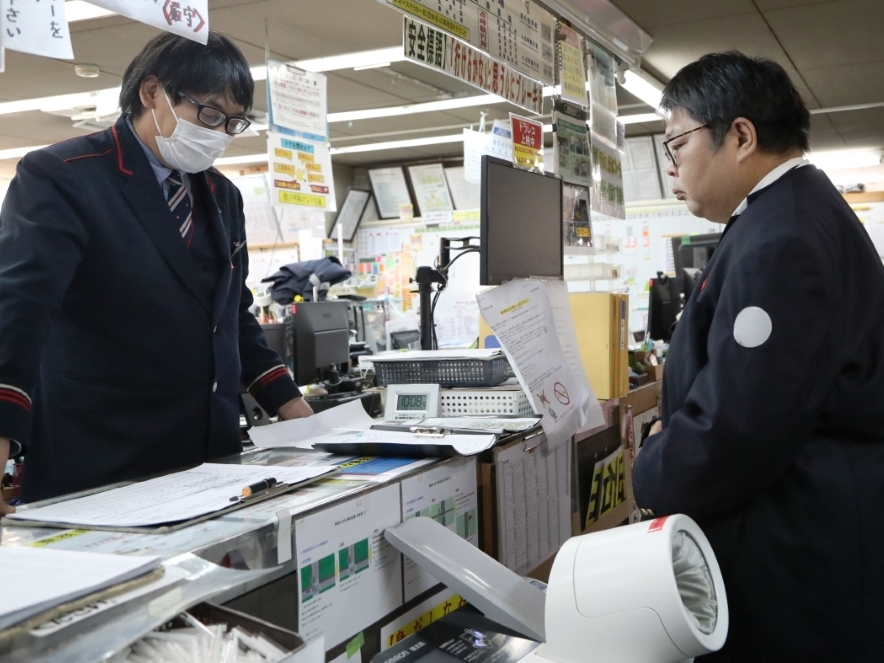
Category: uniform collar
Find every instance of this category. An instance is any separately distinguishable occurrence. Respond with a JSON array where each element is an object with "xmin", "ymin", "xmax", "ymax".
[
  {"xmin": 125, "ymin": 116, "xmax": 174, "ymax": 185},
  {"xmin": 731, "ymin": 156, "xmax": 809, "ymax": 218}
]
